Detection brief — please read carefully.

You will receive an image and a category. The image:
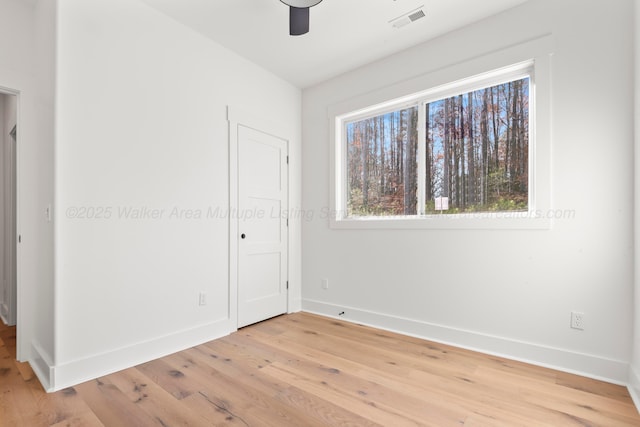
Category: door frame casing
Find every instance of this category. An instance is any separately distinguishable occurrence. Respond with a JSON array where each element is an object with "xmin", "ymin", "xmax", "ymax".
[{"xmin": 228, "ymin": 106, "xmax": 292, "ymax": 329}]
